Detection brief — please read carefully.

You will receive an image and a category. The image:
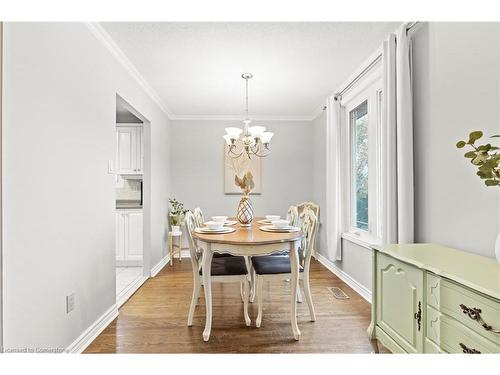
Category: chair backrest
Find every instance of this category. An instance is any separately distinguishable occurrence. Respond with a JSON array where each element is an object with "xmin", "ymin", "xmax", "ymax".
[
  {"xmin": 184, "ymin": 211, "xmax": 202, "ymax": 271},
  {"xmin": 297, "ymin": 201, "xmax": 320, "ymax": 221},
  {"xmin": 299, "ymin": 207, "xmax": 319, "ymax": 266},
  {"xmin": 286, "ymin": 205, "xmax": 299, "ymax": 227},
  {"xmin": 193, "ymin": 207, "xmax": 205, "ymax": 228}
]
